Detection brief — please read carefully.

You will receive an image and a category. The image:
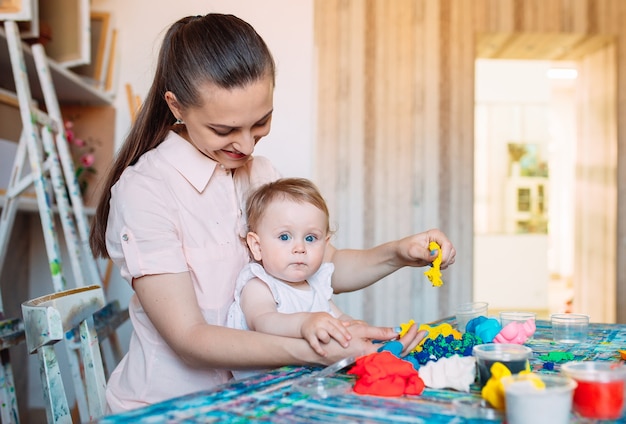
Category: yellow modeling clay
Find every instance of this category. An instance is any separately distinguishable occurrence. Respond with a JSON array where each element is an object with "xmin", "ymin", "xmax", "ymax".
[
  {"xmin": 424, "ymin": 241, "xmax": 443, "ymax": 287},
  {"xmin": 511, "ymin": 373, "xmax": 546, "ymax": 390},
  {"xmin": 482, "ymin": 364, "xmax": 538, "ymax": 411},
  {"xmin": 399, "ymin": 320, "xmax": 461, "ymax": 340},
  {"xmin": 399, "ymin": 320, "xmax": 461, "ymax": 353},
  {"xmin": 481, "ymin": 362, "xmax": 511, "ymax": 411}
]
